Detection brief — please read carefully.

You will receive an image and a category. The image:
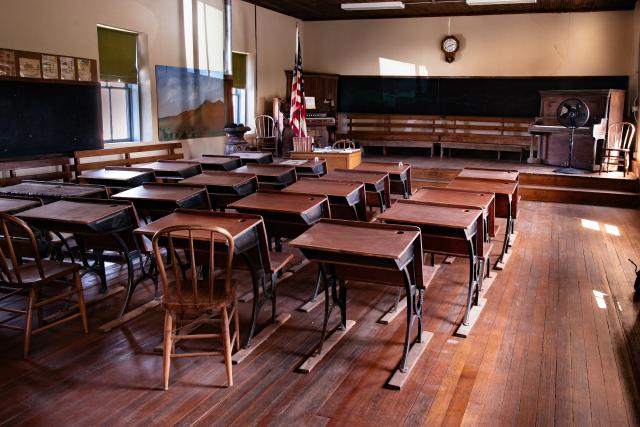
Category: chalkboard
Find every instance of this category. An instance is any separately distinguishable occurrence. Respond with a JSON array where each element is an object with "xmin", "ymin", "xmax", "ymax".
[
  {"xmin": 0, "ymin": 79, "xmax": 103, "ymax": 158},
  {"xmin": 338, "ymin": 76, "xmax": 628, "ymax": 117}
]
